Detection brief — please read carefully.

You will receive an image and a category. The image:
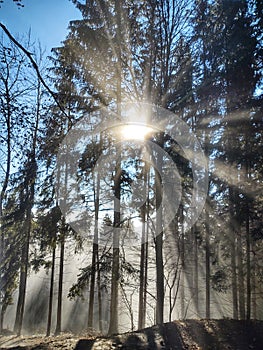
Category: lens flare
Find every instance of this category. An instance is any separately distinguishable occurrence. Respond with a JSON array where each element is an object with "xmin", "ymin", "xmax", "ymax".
[{"xmin": 120, "ymin": 124, "xmax": 154, "ymax": 141}]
